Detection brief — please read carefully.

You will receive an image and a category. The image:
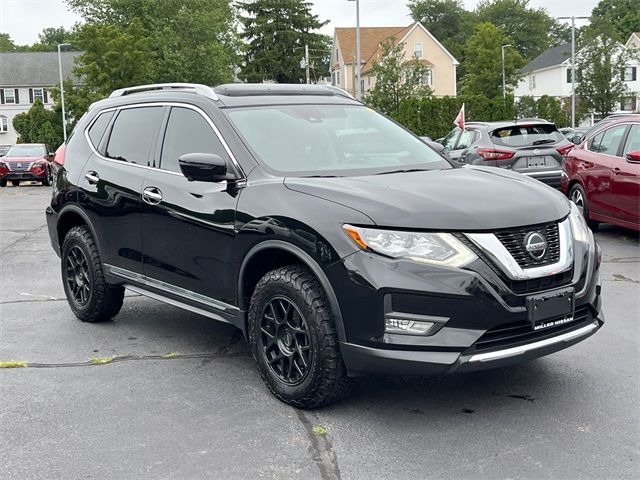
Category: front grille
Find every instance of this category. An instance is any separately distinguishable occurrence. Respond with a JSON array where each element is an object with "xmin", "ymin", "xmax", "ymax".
[
  {"xmin": 7, "ymin": 162, "xmax": 31, "ymax": 172},
  {"xmin": 470, "ymin": 305, "xmax": 592, "ymax": 353},
  {"xmin": 495, "ymin": 222, "xmax": 560, "ymax": 268}
]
